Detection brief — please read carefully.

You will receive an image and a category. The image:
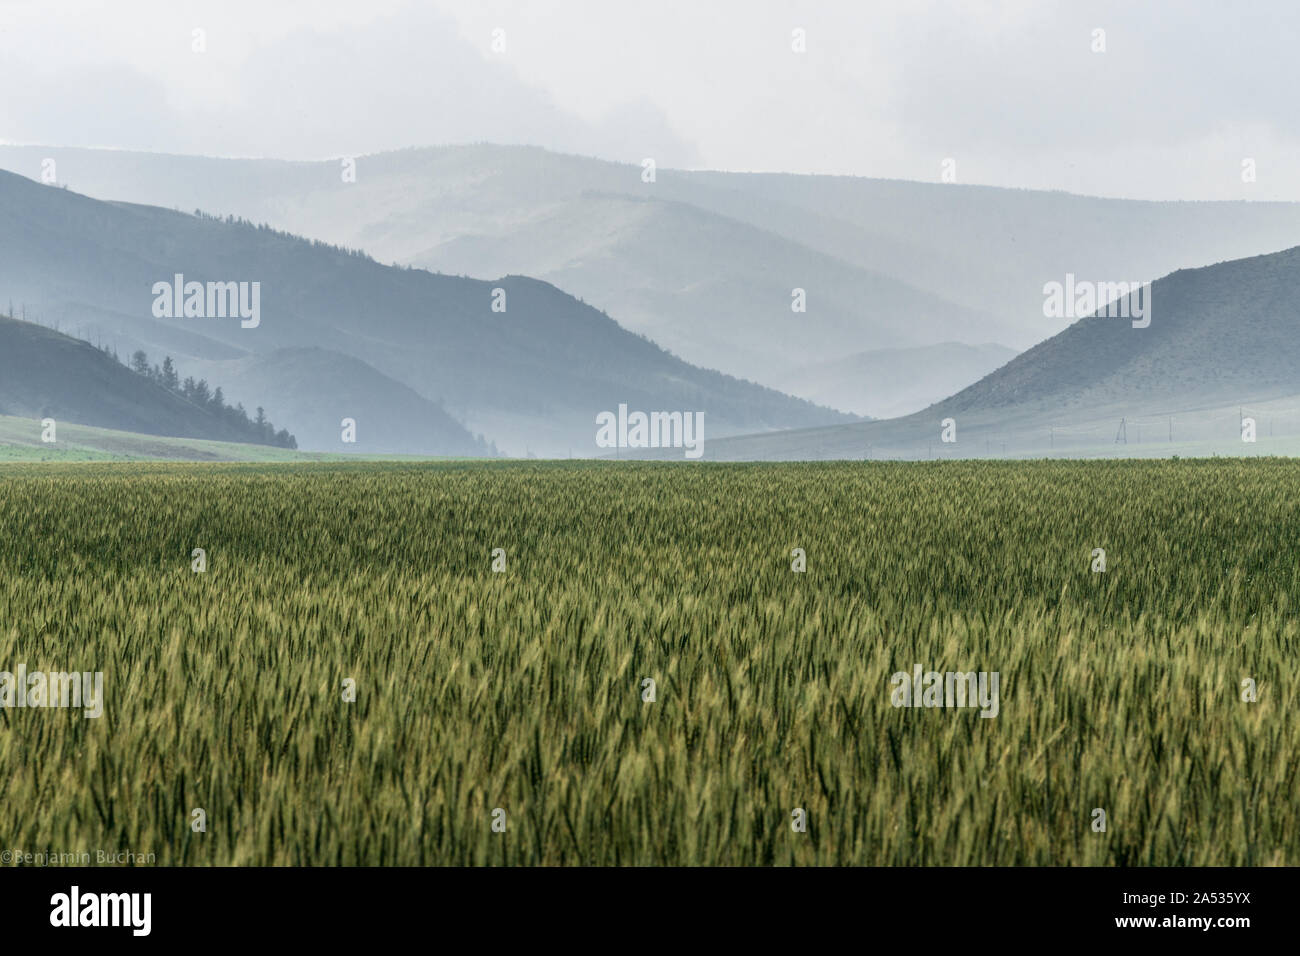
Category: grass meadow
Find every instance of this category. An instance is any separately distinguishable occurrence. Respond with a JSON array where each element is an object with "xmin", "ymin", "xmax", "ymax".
[{"xmin": 0, "ymin": 459, "xmax": 1295, "ymax": 865}]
